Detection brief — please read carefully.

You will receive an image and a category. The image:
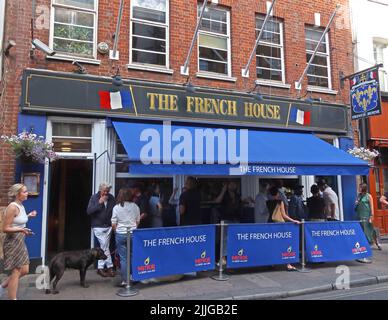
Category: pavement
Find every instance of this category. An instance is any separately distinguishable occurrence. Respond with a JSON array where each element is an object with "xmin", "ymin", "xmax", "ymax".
[{"xmin": 1, "ymin": 242, "xmax": 388, "ymax": 300}]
